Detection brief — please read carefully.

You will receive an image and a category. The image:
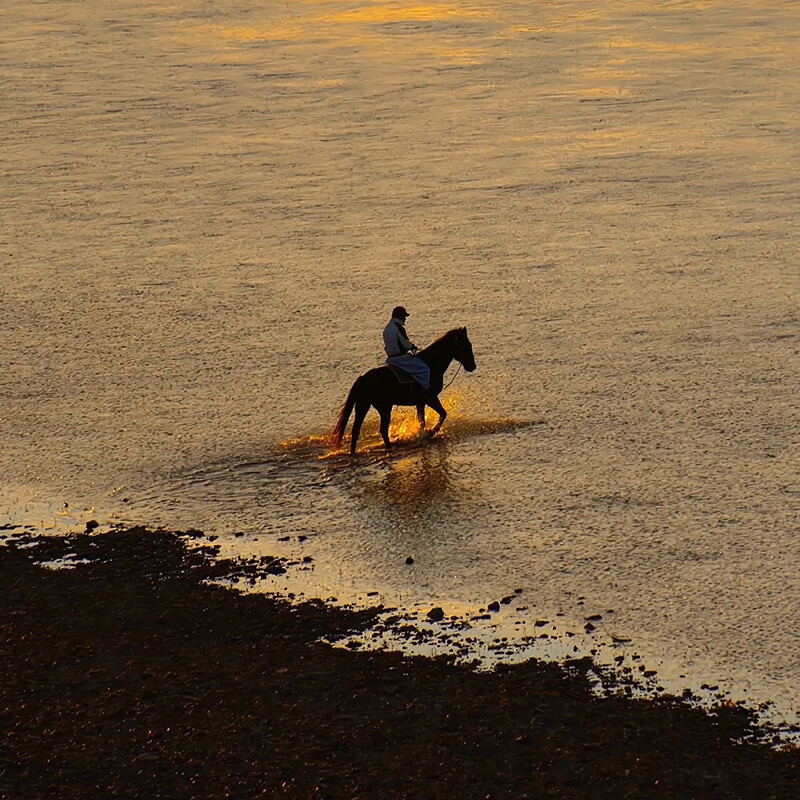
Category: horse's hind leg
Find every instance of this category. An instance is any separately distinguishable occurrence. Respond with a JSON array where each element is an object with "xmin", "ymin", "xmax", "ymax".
[
  {"xmin": 416, "ymin": 403, "xmax": 426, "ymax": 432},
  {"xmin": 376, "ymin": 405, "xmax": 393, "ymax": 449},
  {"xmin": 350, "ymin": 400, "xmax": 369, "ymax": 454},
  {"xmin": 426, "ymin": 396, "xmax": 447, "ymax": 438}
]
